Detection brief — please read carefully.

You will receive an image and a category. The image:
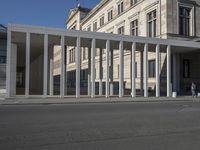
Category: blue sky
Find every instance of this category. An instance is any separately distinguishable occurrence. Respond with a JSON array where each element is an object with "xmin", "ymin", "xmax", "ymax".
[{"xmin": 0, "ymin": 0, "xmax": 100, "ymax": 28}]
